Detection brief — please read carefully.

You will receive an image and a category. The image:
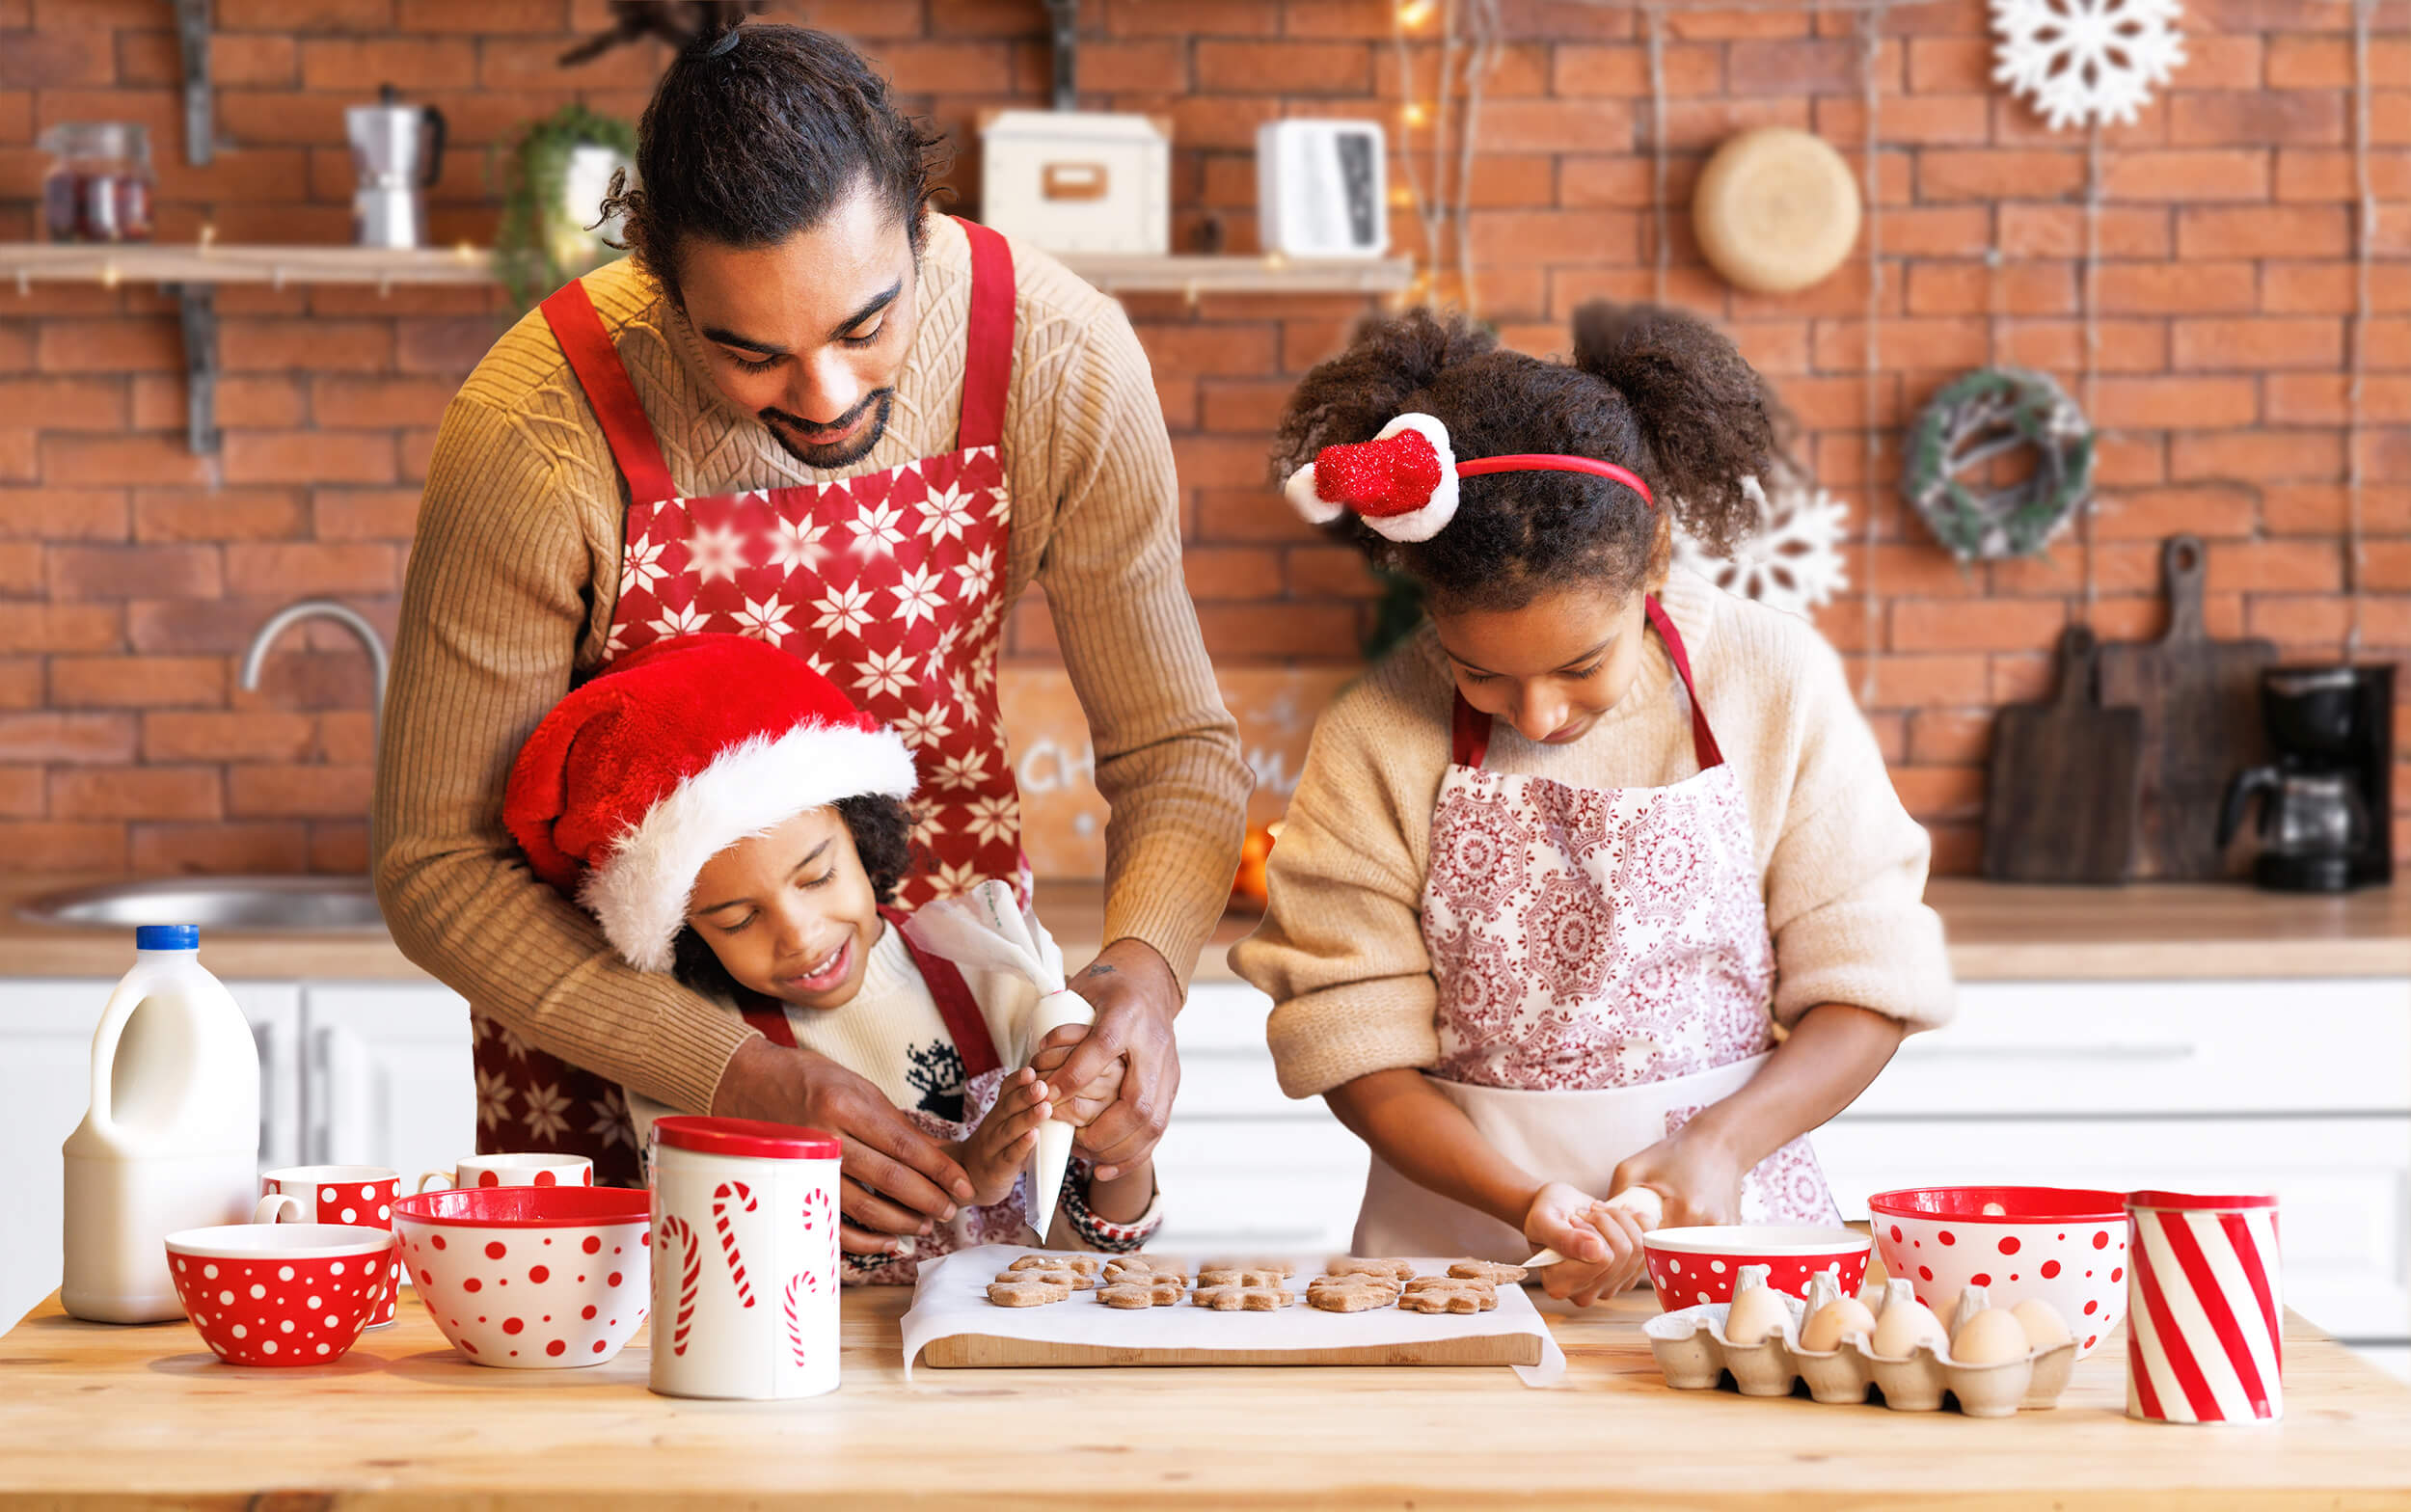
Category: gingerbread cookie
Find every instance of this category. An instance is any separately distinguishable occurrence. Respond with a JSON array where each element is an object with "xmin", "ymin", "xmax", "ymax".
[
  {"xmin": 1190, "ymin": 1282, "xmax": 1294, "ymax": 1311},
  {"xmin": 996, "ymin": 1265, "xmax": 1097, "ymax": 1291},
  {"xmin": 1399, "ymin": 1276, "xmax": 1497, "ymax": 1314},
  {"xmin": 1197, "ymin": 1266, "xmax": 1290, "ymax": 1288},
  {"xmin": 1305, "ymin": 1274, "xmax": 1400, "ymax": 1312},
  {"xmin": 1204, "ymin": 1256, "xmax": 1295, "ymax": 1278},
  {"xmin": 987, "ymin": 1279, "xmax": 1071, "ymax": 1308},
  {"xmin": 1009, "ymin": 1254, "xmax": 1100, "ymax": 1277},
  {"xmin": 1325, "ymin": 1256, "xmax": 1417, "ymax": 1282},
  {"xmin": 1102, "ymin": 1256, "xmax": 1187, "ymax": 1283},
  {"xmin": 1097, "ymin": 1276, "xmax": 1187, "ymax": 1310},
  {"xmin": 1448, "ymin": 1259, "xmax": 1529, "ymax": 1285}
]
